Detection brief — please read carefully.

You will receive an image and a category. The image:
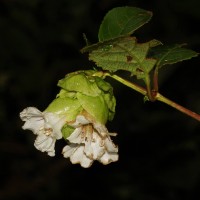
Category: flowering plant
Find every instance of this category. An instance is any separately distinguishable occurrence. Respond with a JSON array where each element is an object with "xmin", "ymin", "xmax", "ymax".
[
  {"xmin": 20, "ymin": 70, "xmax": 118, "ymax": 167},
  {"xmin": 20, "ymin": 6, "xmax": 199, "ymax": 168}
]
